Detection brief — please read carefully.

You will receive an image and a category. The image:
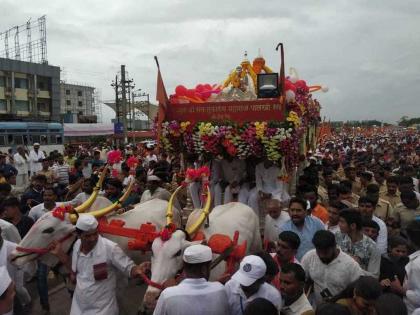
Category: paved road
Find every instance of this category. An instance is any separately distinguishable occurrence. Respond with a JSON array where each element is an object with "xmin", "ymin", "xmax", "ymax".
[{"xmin": 27, "ymin": 273, "xmax": 147, "ymax": 315}]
